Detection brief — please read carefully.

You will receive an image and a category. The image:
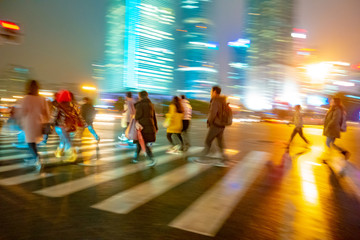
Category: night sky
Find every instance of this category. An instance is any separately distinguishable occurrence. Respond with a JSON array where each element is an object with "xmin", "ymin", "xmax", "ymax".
[{"xmin": 0, "ymin": 0, "xmax": 359, "ymax": 88}]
